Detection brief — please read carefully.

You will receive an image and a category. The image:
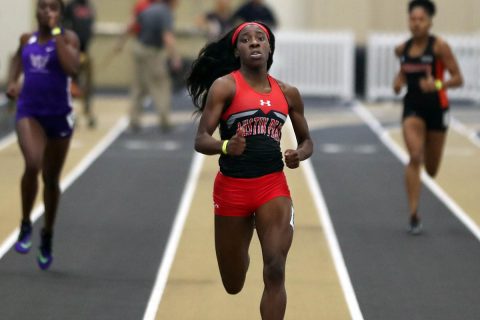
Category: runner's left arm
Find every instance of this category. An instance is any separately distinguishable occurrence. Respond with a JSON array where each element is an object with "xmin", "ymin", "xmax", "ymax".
[
  {"xmin": 436, "ymin": 38, "xmax": 463, "ymax": 89},
  {"xmin": 282, "ymin": 82, "xmax": 313, "ymax": 169}
]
